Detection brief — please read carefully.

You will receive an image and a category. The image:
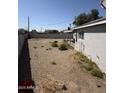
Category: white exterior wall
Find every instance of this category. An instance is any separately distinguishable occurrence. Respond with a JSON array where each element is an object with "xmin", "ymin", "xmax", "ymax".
[
  {"xmin": 74, "ymin": 24, "xmax": 106, "ymax": 72},
  {"xmin": 83, "ymin": 32, "xmax": 106, "ymax": 72}
]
